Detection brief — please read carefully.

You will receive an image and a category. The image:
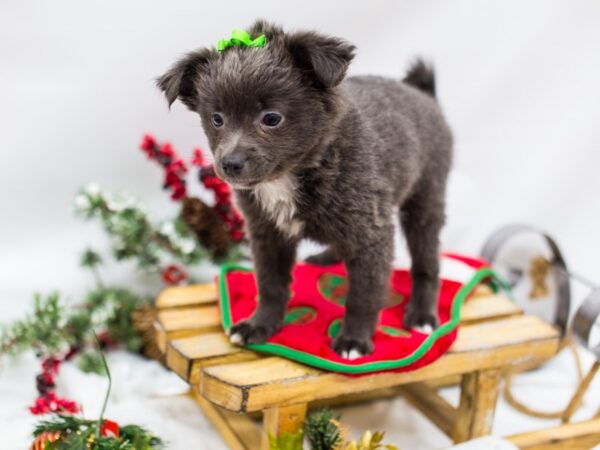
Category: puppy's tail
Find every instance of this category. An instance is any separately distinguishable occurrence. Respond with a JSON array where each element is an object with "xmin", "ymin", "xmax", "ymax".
[{"xmin": 403, "ymin": 59, "xmax": 436, "ymax": 99}]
